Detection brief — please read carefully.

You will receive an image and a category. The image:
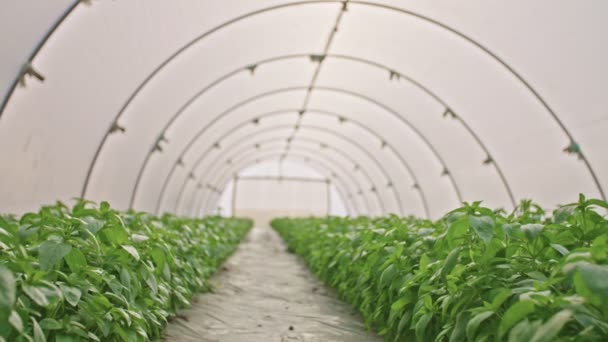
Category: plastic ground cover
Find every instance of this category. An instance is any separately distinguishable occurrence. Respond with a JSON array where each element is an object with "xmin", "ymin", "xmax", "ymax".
[{"xmin": 163, "ymin": 225, "xmax": 380, "ymax": 341}]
